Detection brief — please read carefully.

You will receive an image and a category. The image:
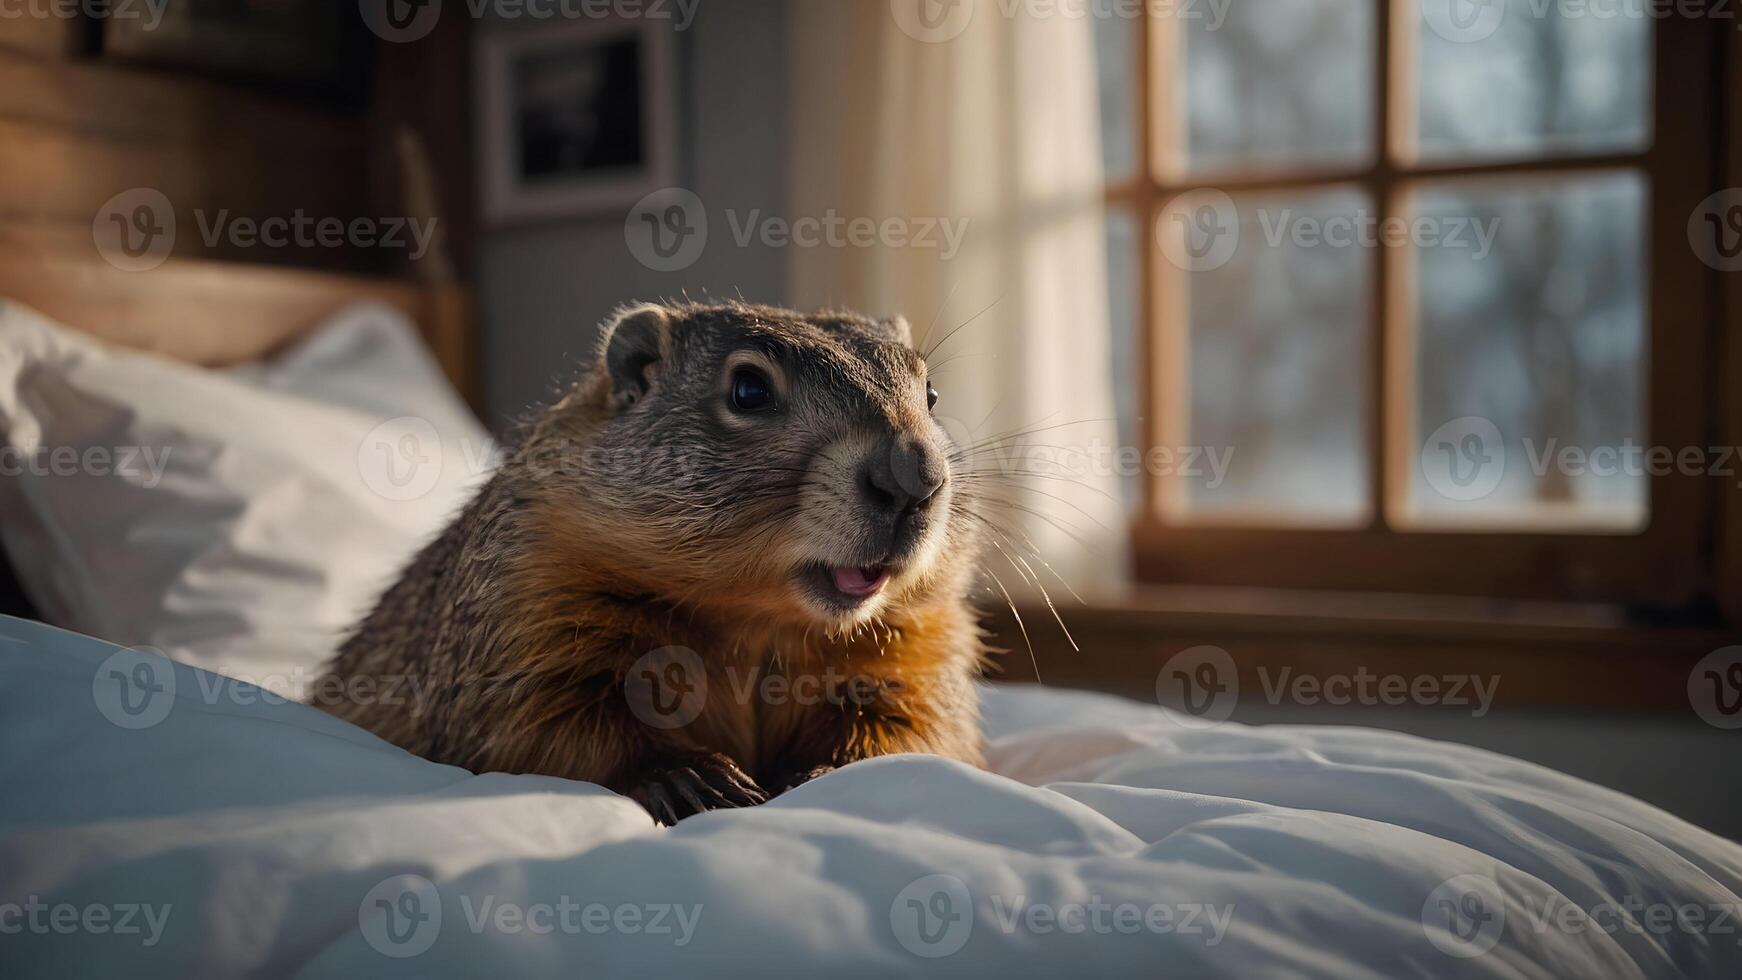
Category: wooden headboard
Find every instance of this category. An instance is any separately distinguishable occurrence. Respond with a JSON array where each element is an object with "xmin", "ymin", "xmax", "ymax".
[
  {"xmin": 0, "ymin": 235, "xmax": 479, "ymax": 622},
  {"xmin": 0, "ymin": 236, "xmax": 478, "ymax": 407}
]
